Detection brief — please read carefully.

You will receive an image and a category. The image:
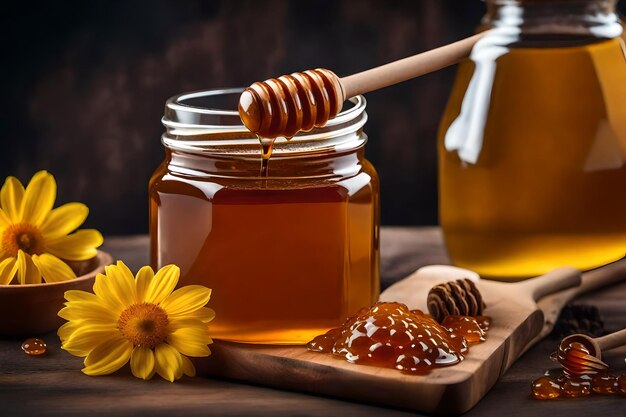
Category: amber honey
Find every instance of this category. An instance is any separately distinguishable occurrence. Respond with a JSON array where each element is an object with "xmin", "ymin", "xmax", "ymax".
[
  {"xmin": 307, "ymin": 302, "xmax": 489, "ymax": 374},
  {"xmin": 152, "ymin": 90, "xmax": 379, "ymax": 344},
  {"xmin": 439, "ymin": 35, "xmax": 626, "ymax": 279},
  {"xmin": 21, "ymin": 338, "xmax": 46, "ymax": 356}
]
